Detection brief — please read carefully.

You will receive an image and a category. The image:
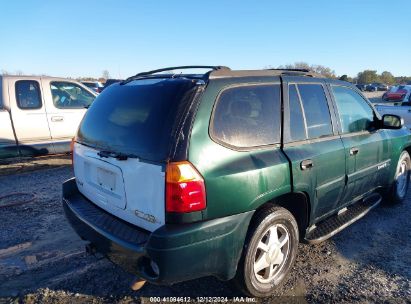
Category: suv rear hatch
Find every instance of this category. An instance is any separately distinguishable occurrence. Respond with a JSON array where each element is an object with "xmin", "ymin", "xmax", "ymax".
[{"xmin": 73, "ymin": 78, "xmax": 201, "ymax": 231}]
